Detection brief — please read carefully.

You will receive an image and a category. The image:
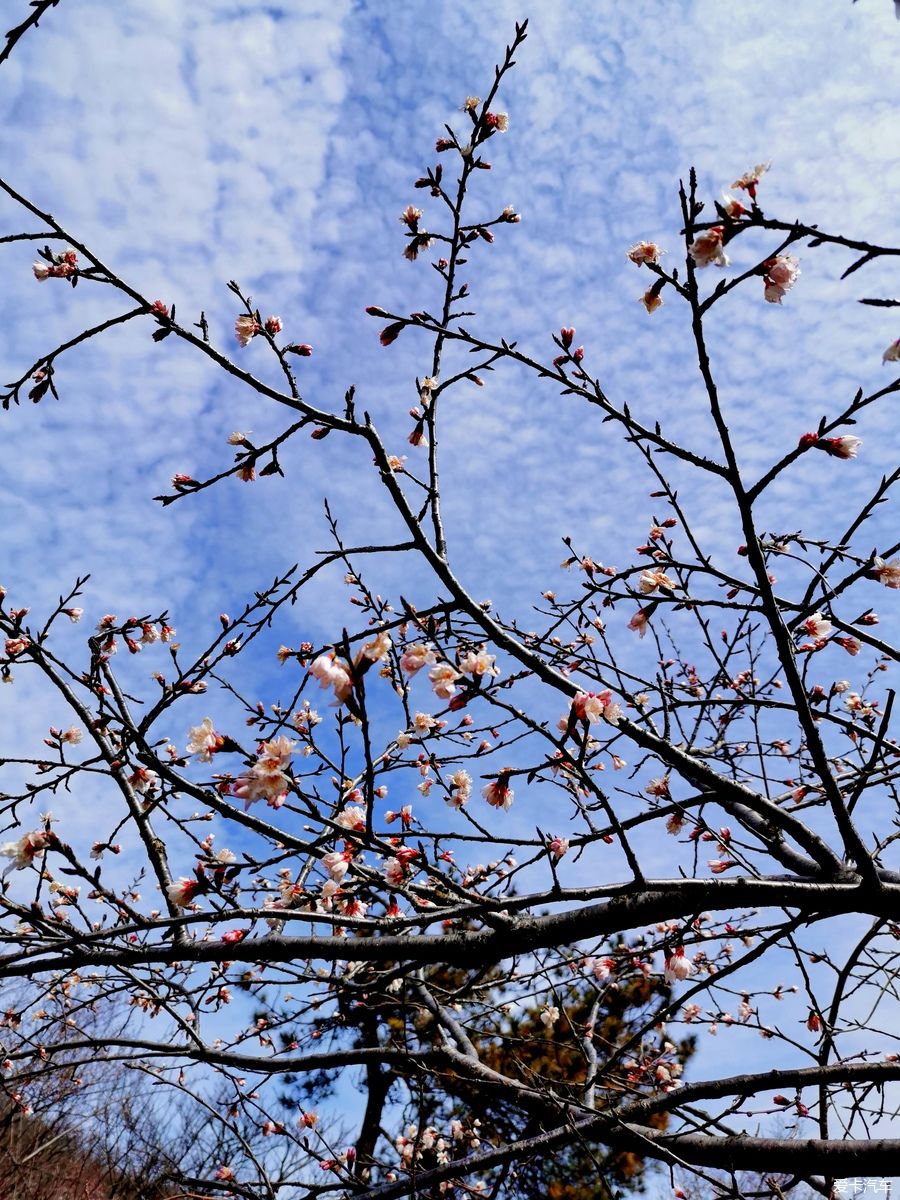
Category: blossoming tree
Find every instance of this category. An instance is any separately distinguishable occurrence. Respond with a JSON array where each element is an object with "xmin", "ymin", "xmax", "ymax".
[{"xmin": 2, "ymin": 12, "xmax": 900, "ymax": 1200}]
